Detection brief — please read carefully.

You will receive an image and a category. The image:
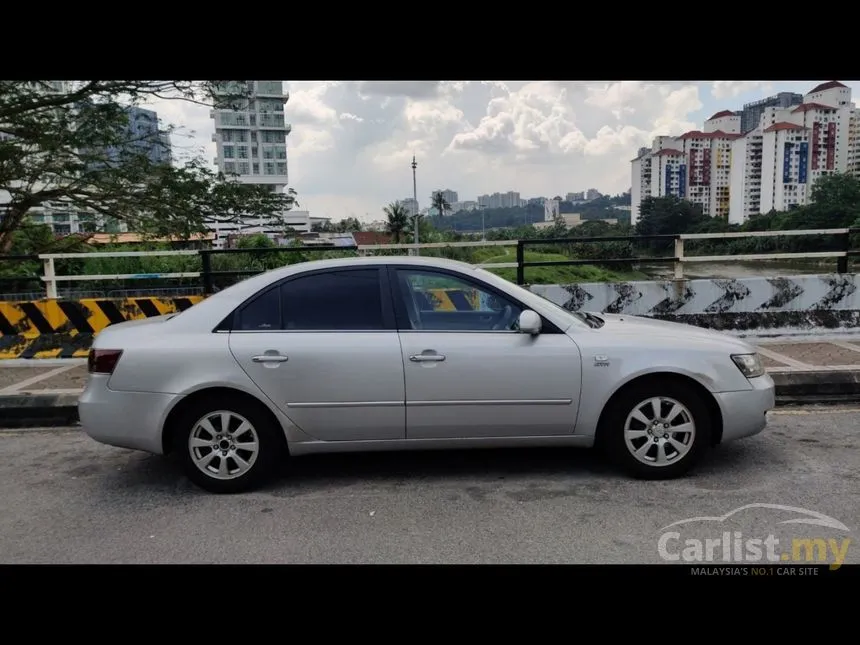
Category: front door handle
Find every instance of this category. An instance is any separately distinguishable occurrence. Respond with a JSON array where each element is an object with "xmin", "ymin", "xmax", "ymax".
[
  {"xmin": 410, "ymin": 354, "xmax": 446, "ymax": 362},
  {"xmin": 252, "ymin": 355, "xmax": 289, "ymax": 363}
]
